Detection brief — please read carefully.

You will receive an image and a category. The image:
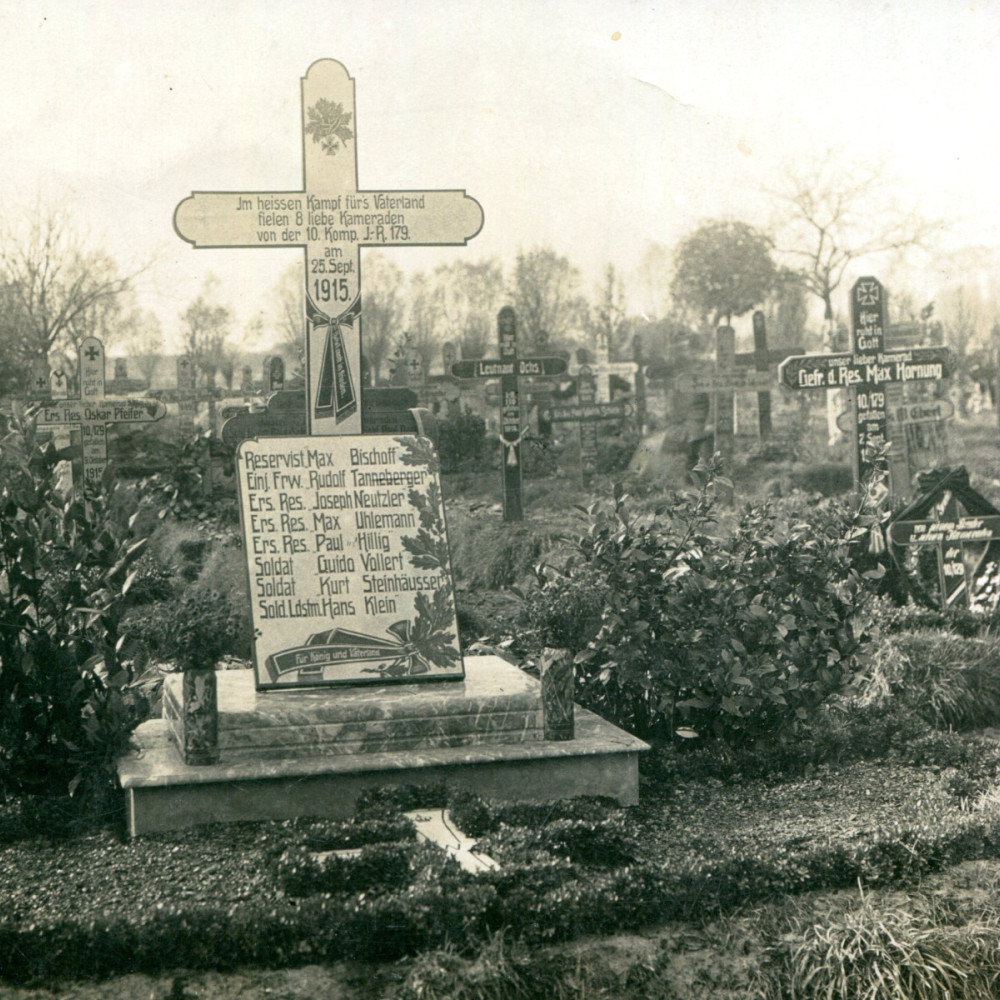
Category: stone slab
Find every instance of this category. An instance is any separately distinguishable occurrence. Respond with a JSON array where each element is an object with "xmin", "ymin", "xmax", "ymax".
[
  {"xmin": 117, "ymin": 657, "xmax": 648, "ymax": 837},
  {"xmin": 161, "ymin": 657, "xmax": 545, "ymax": 760}
]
